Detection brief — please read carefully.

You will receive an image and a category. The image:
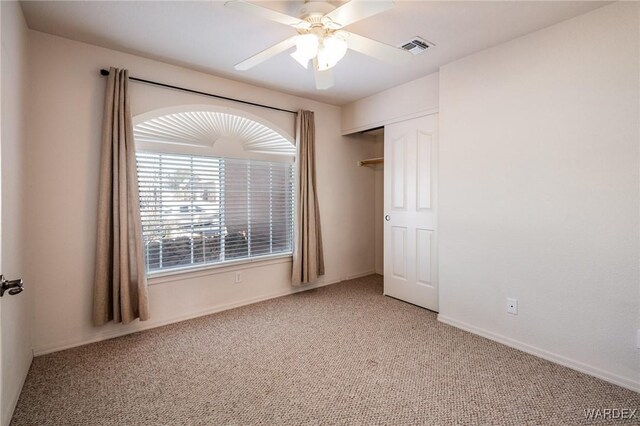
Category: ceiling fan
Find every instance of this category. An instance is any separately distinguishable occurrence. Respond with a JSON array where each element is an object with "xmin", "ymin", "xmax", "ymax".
[{"xmin": 225, "ymin": 0, "xmax": 411, "ymax": 90}]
